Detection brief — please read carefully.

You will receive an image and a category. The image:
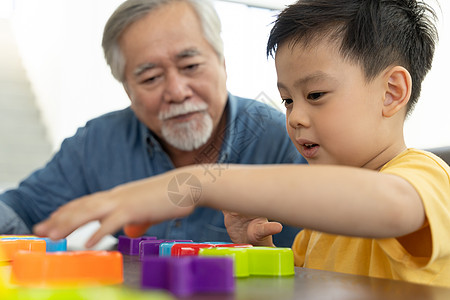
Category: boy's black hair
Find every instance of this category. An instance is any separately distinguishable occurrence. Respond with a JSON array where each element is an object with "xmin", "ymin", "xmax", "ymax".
[{"xmin": 268, "ymin": 0, "xmax": 438, "ymax": 116}]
